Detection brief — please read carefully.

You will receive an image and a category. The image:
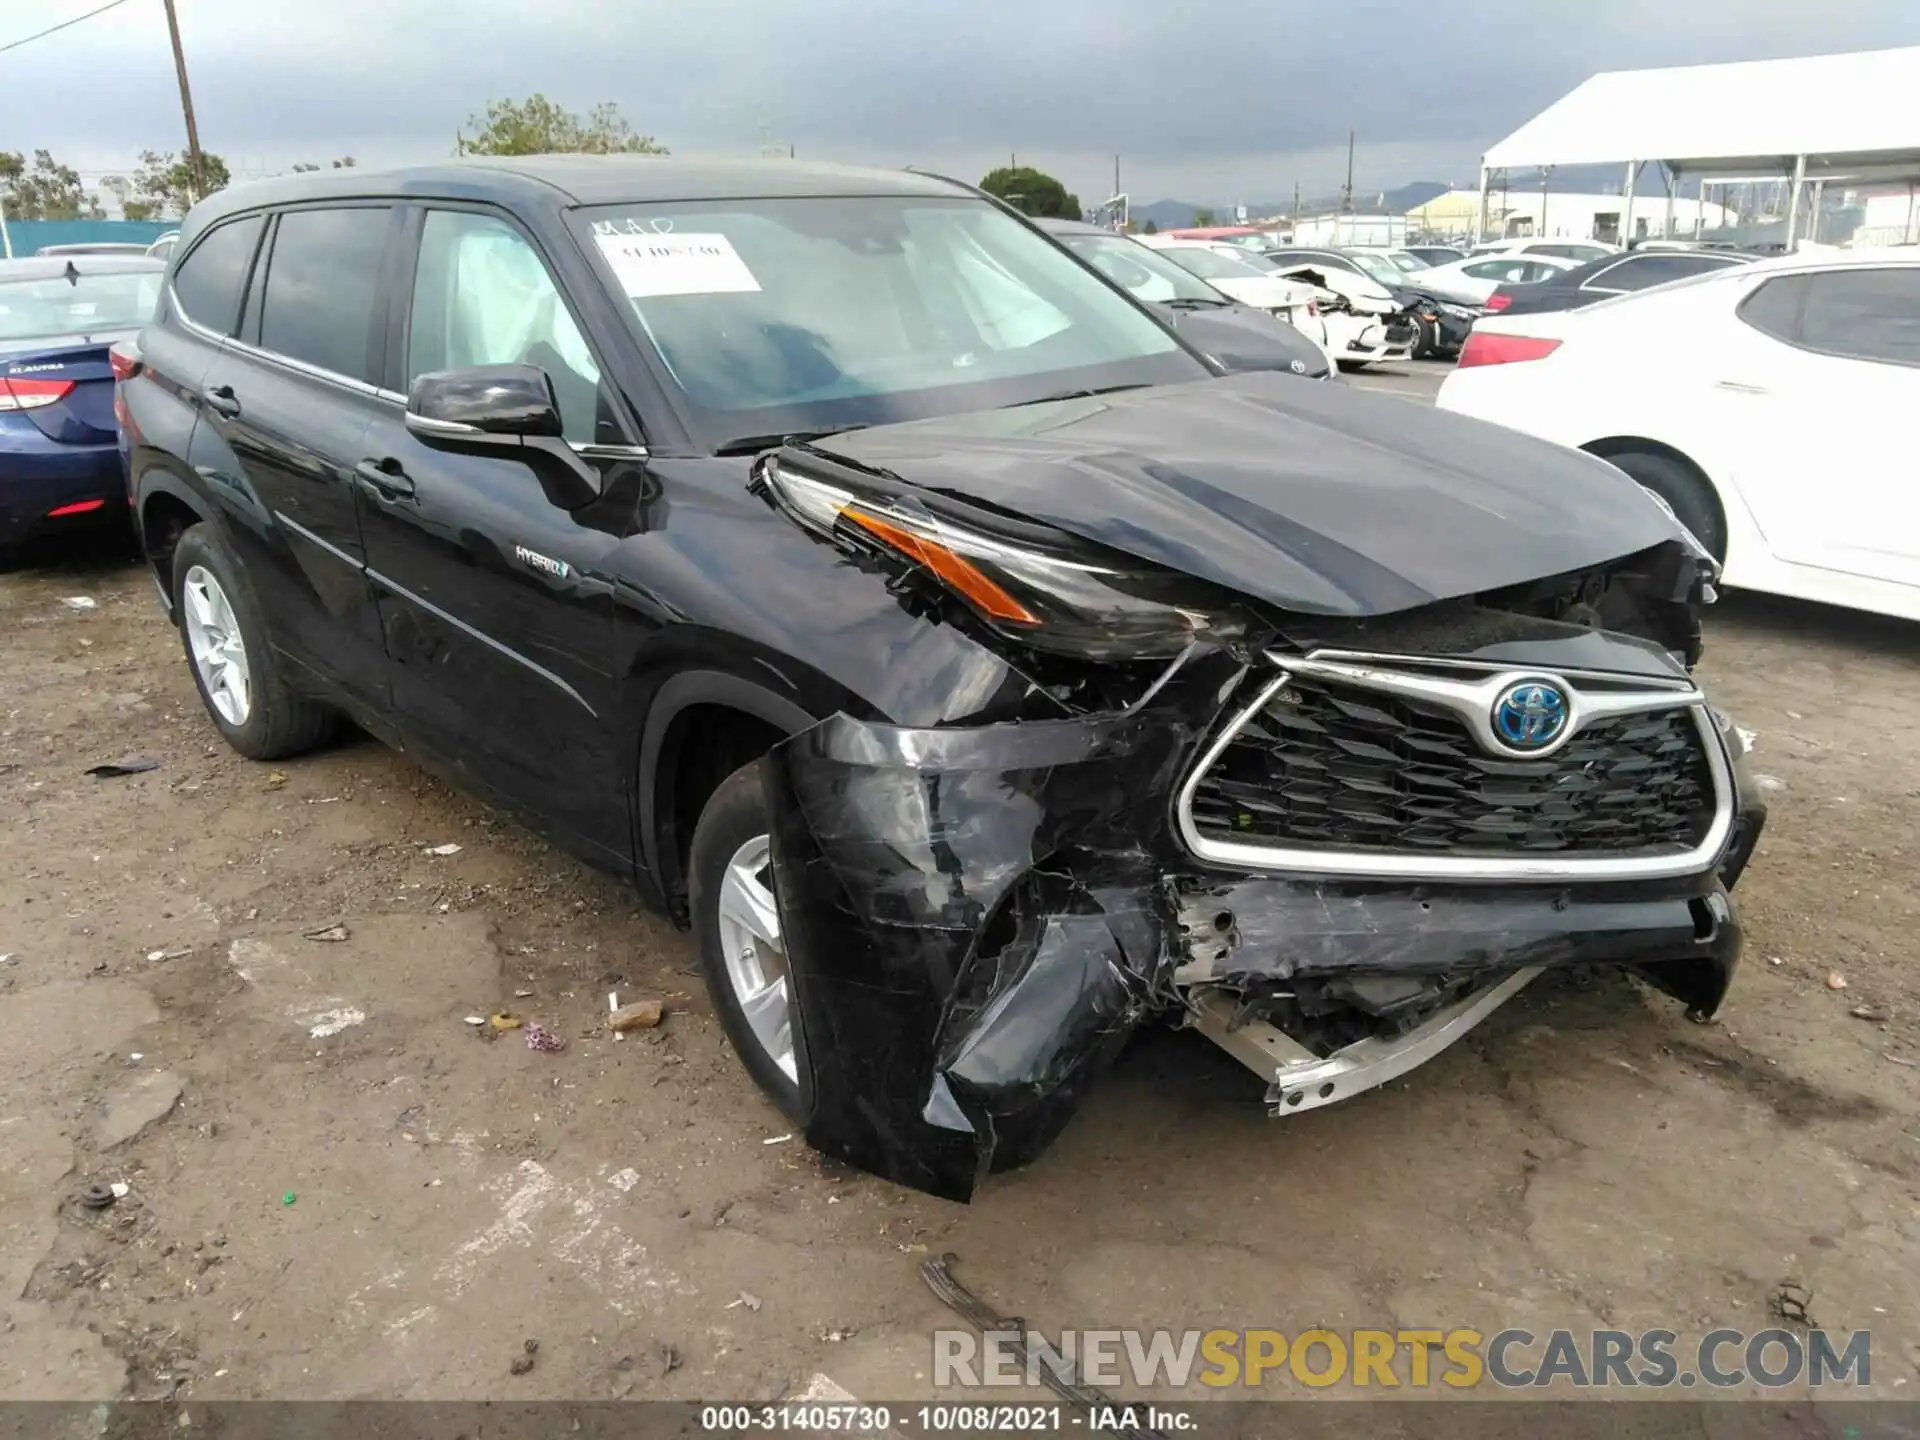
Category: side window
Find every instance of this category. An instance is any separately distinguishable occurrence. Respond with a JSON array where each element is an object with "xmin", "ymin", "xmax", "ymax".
[
  {"xmin": 1798, "ymin": 269, "xmax": 1920, "ymax": 367},
  {"xmin": 170, "ymin": 215, "xmax": 263, "ymax": 335},
  {"xmin": 258, "ymin": 207, "xmax": 392, "ymax": 383},
  {"xmin": 1737, "ymin": 274, "xmax": 1809, "ymax": 344},
  {"xmin": 407, "ymin": 210, "xmax": 605, "ymax": 444},
  {"xmin": 1463, "ymin": 260, "xmax": 1520, "ymax": 281},
  {"xmin": 1581, "ymin": 259, "xmax": 1633, "ymax": 293}
]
